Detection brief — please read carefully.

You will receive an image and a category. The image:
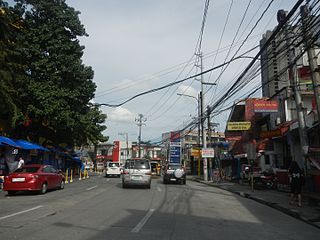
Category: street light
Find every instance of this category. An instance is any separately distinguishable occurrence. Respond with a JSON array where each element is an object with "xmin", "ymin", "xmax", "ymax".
[{"xmin": 177, "ymin": 92, "xmax": 201, "ymax": 177}]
